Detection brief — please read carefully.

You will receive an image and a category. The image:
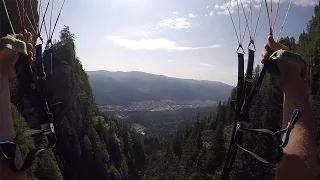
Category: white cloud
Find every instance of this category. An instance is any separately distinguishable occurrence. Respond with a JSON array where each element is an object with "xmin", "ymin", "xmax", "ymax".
[
  {"xmin": 217, "ymin": 11, "xmax": 225, "ymax": 15},
  {"xmin": 217, "ymin": 9, "xmax": 234, "ymax": 15},
  {"xmin": 117, "ymin": 16, "xmax": 194, "ymax": 39},
  {"xmin": 173, "ymin": 12, "xmax": 178, "ymax": 14},
  {"xmin": 105, "ymin": 36, "xmax": 221, "ymax": 51},
  {"xmin": 254, "ymin": 4, "xmax": 261, "ymax": 8},
  {"xmin": 292, "ymin": 0, "xmax": 318, "ymax": 6},
  {"xmin": 188, "ymin": 13, "xmax": 196, "ymax": 18},
  {"xmin": 200, "ymin": 63, "xmax": 216, "ymax": 68},
  {"xmin": 264, "ymin": 0, "xmax": 318, "ymax": 6},
  {"xmin": 122, "ymin": 16, "xmax": 191, "ymax": 37},
  {"xmin": 215, "ymin": 0, "xmax": 317, "ymax": 16},
  {"xmin": 219, "ymin": 5, "xmax": 227, "ymax": 10},
  {"xmin": 155, "ymin": 17, "xmax": 191, "ymax": 30},
  {"xmin": 168, "ymin": 60, "xmax": 174, "ymax": 62},
  {"xmin": 209, "ymin": 11, "xmax": 214, "ymax": 16},
  {"xmin": 139, "ymin": 30, "xmax": 151, "ymax": 37},
  {"xmin": 206, "ymin": 5, "xmax": 210, "ymax": 8}
]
